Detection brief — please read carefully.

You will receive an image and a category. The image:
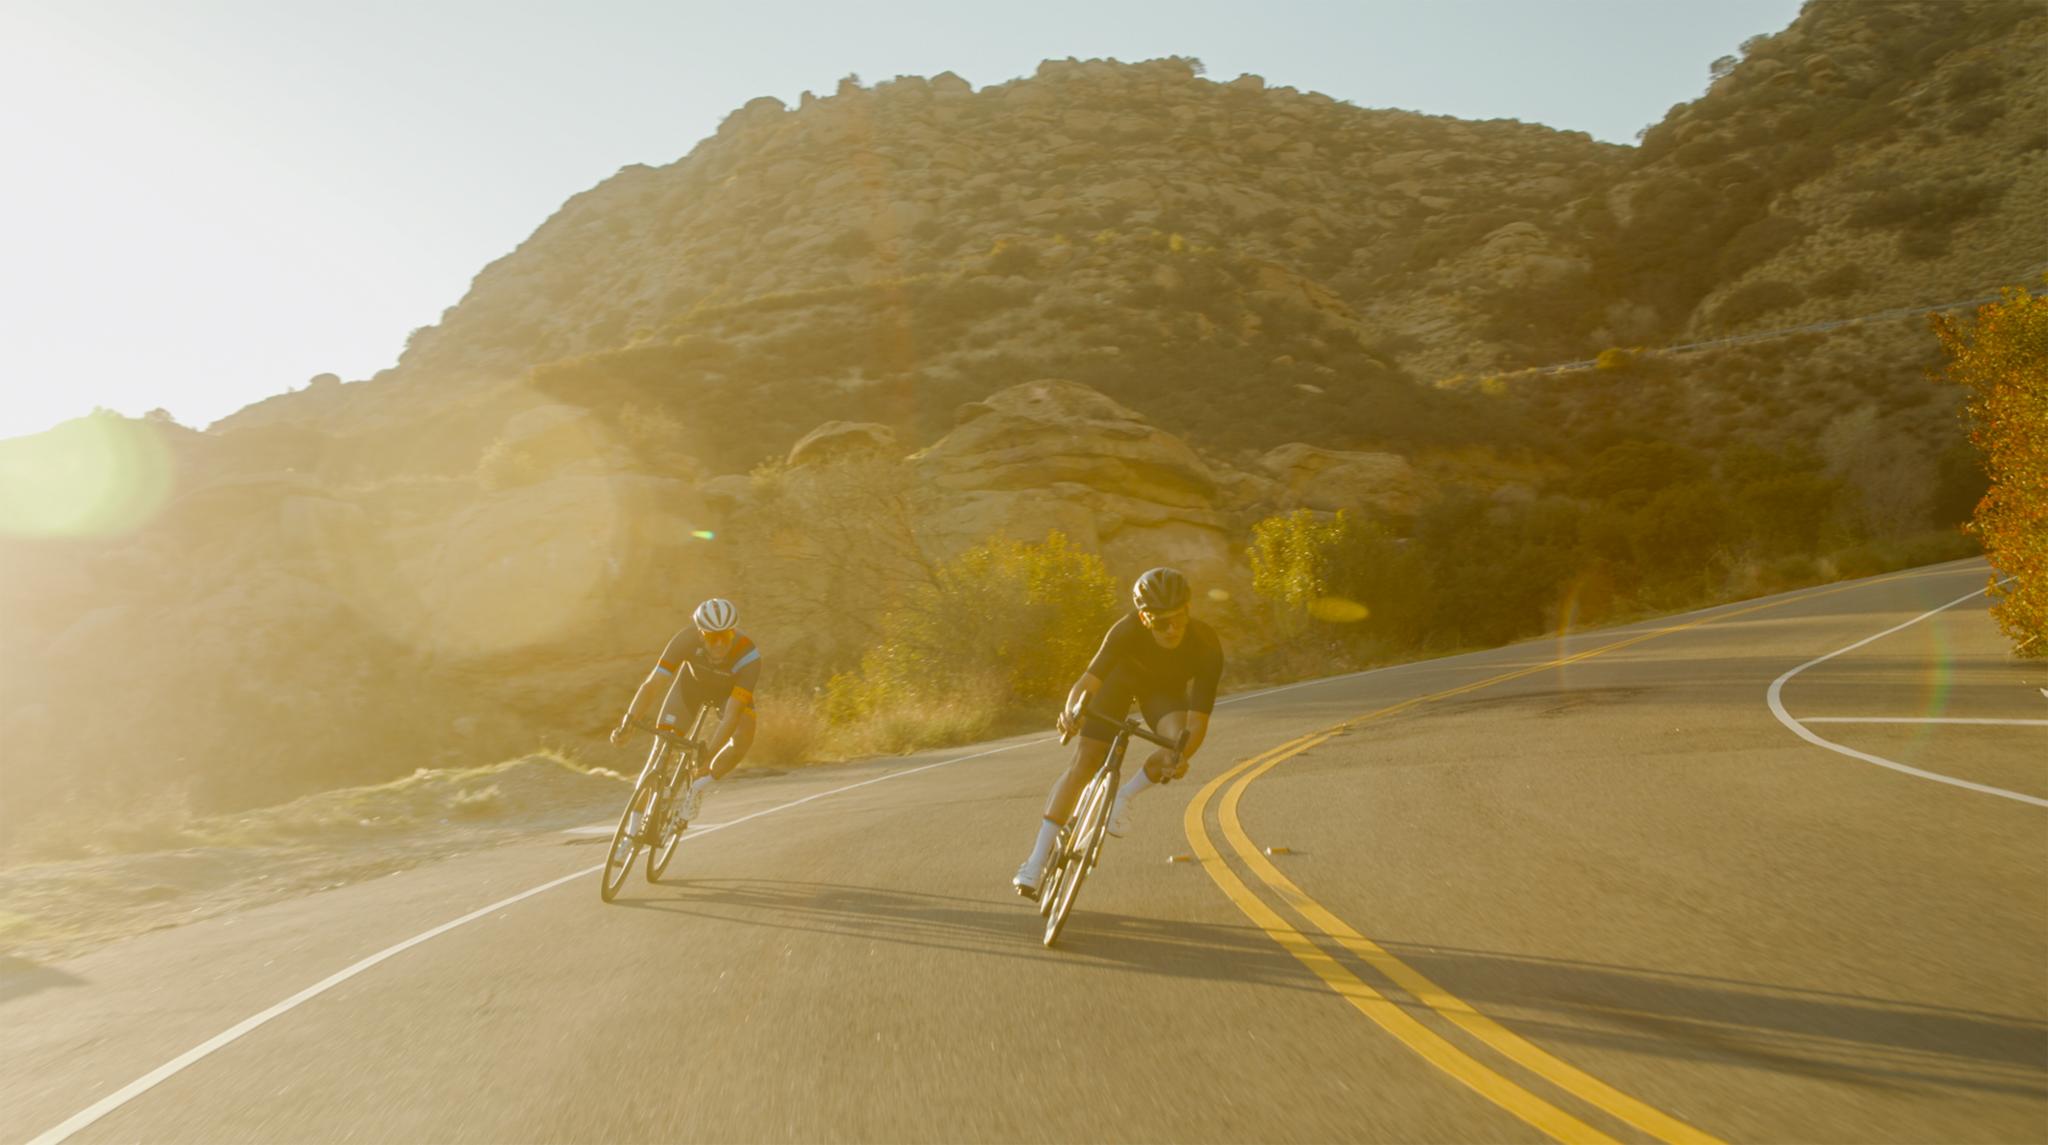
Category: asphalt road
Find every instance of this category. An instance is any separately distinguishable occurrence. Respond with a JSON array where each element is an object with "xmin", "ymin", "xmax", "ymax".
[{"xmin": 6, "ymin": 560, "xmax": 2044, "ymax": 1143}]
